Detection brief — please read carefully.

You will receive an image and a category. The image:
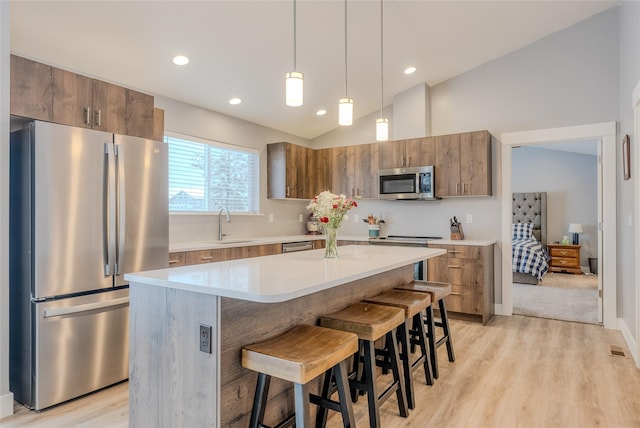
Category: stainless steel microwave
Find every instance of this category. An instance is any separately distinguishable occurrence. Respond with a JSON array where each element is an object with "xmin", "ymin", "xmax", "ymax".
[{"xmin": 378, "ymin": 166, "xmax": 438, "ymax": 200}]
